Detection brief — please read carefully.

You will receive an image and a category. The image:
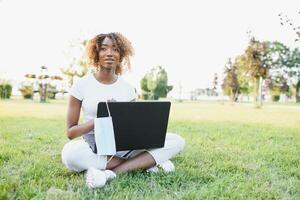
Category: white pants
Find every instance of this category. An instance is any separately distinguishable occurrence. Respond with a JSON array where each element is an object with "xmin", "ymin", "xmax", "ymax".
[{"xmin": 61, "ymin": 133, "xmax": 185, "ymax": 172}]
